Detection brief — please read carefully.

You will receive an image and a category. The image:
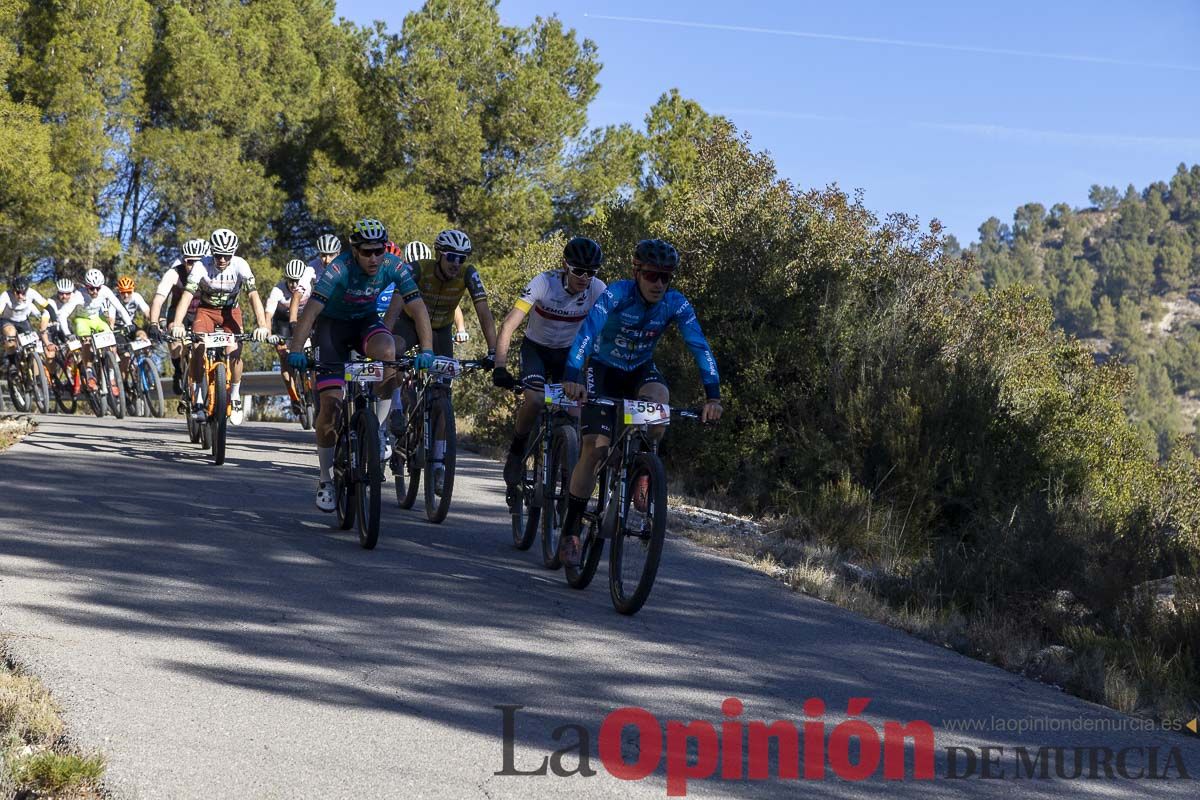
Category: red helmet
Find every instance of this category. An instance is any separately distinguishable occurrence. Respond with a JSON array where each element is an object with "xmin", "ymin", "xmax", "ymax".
[{"xmin": 384, "ymin": 240, "xmax": 403, "ymax": 257}]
